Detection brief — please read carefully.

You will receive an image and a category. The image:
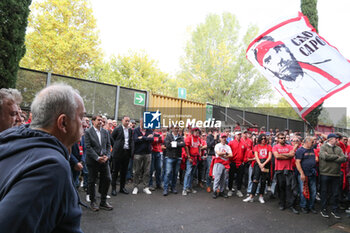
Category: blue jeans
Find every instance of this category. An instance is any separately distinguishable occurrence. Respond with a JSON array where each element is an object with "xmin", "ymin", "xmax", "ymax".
[
  {"xmin": 149, "ymin": 152, "xmax": 162, "ymax": 187},
  {"xmin": 206, "ymin": 156, "xmax": 213, "ymax": 187},
  {"xmin": 72, "ymin": 169, "xmax": 80, "ymax": 188},
  {"xmin": 161, "ymin": 153, "xmax": 166, "ymax": 182},
  {"xmin": 298, "ymin": 175, "xmax": 316, "ymax": 209},
  {"xmin": 126, "ymin": 158, "xmax": 133, "ymax": 180},
  {"xmin": 82, "ymin": 164, "xmax": 89, "ymax": 189},
  {"xmin": 163, "ymin": 157, "xmax": 181, "ymax": 191},
  {"xmin": 247, "ymin": 166, "xmax": 253, "ymax": 194},
  {"xmin": 183, "ymin": 160, "xmax": 197, "ymax": 190}
]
